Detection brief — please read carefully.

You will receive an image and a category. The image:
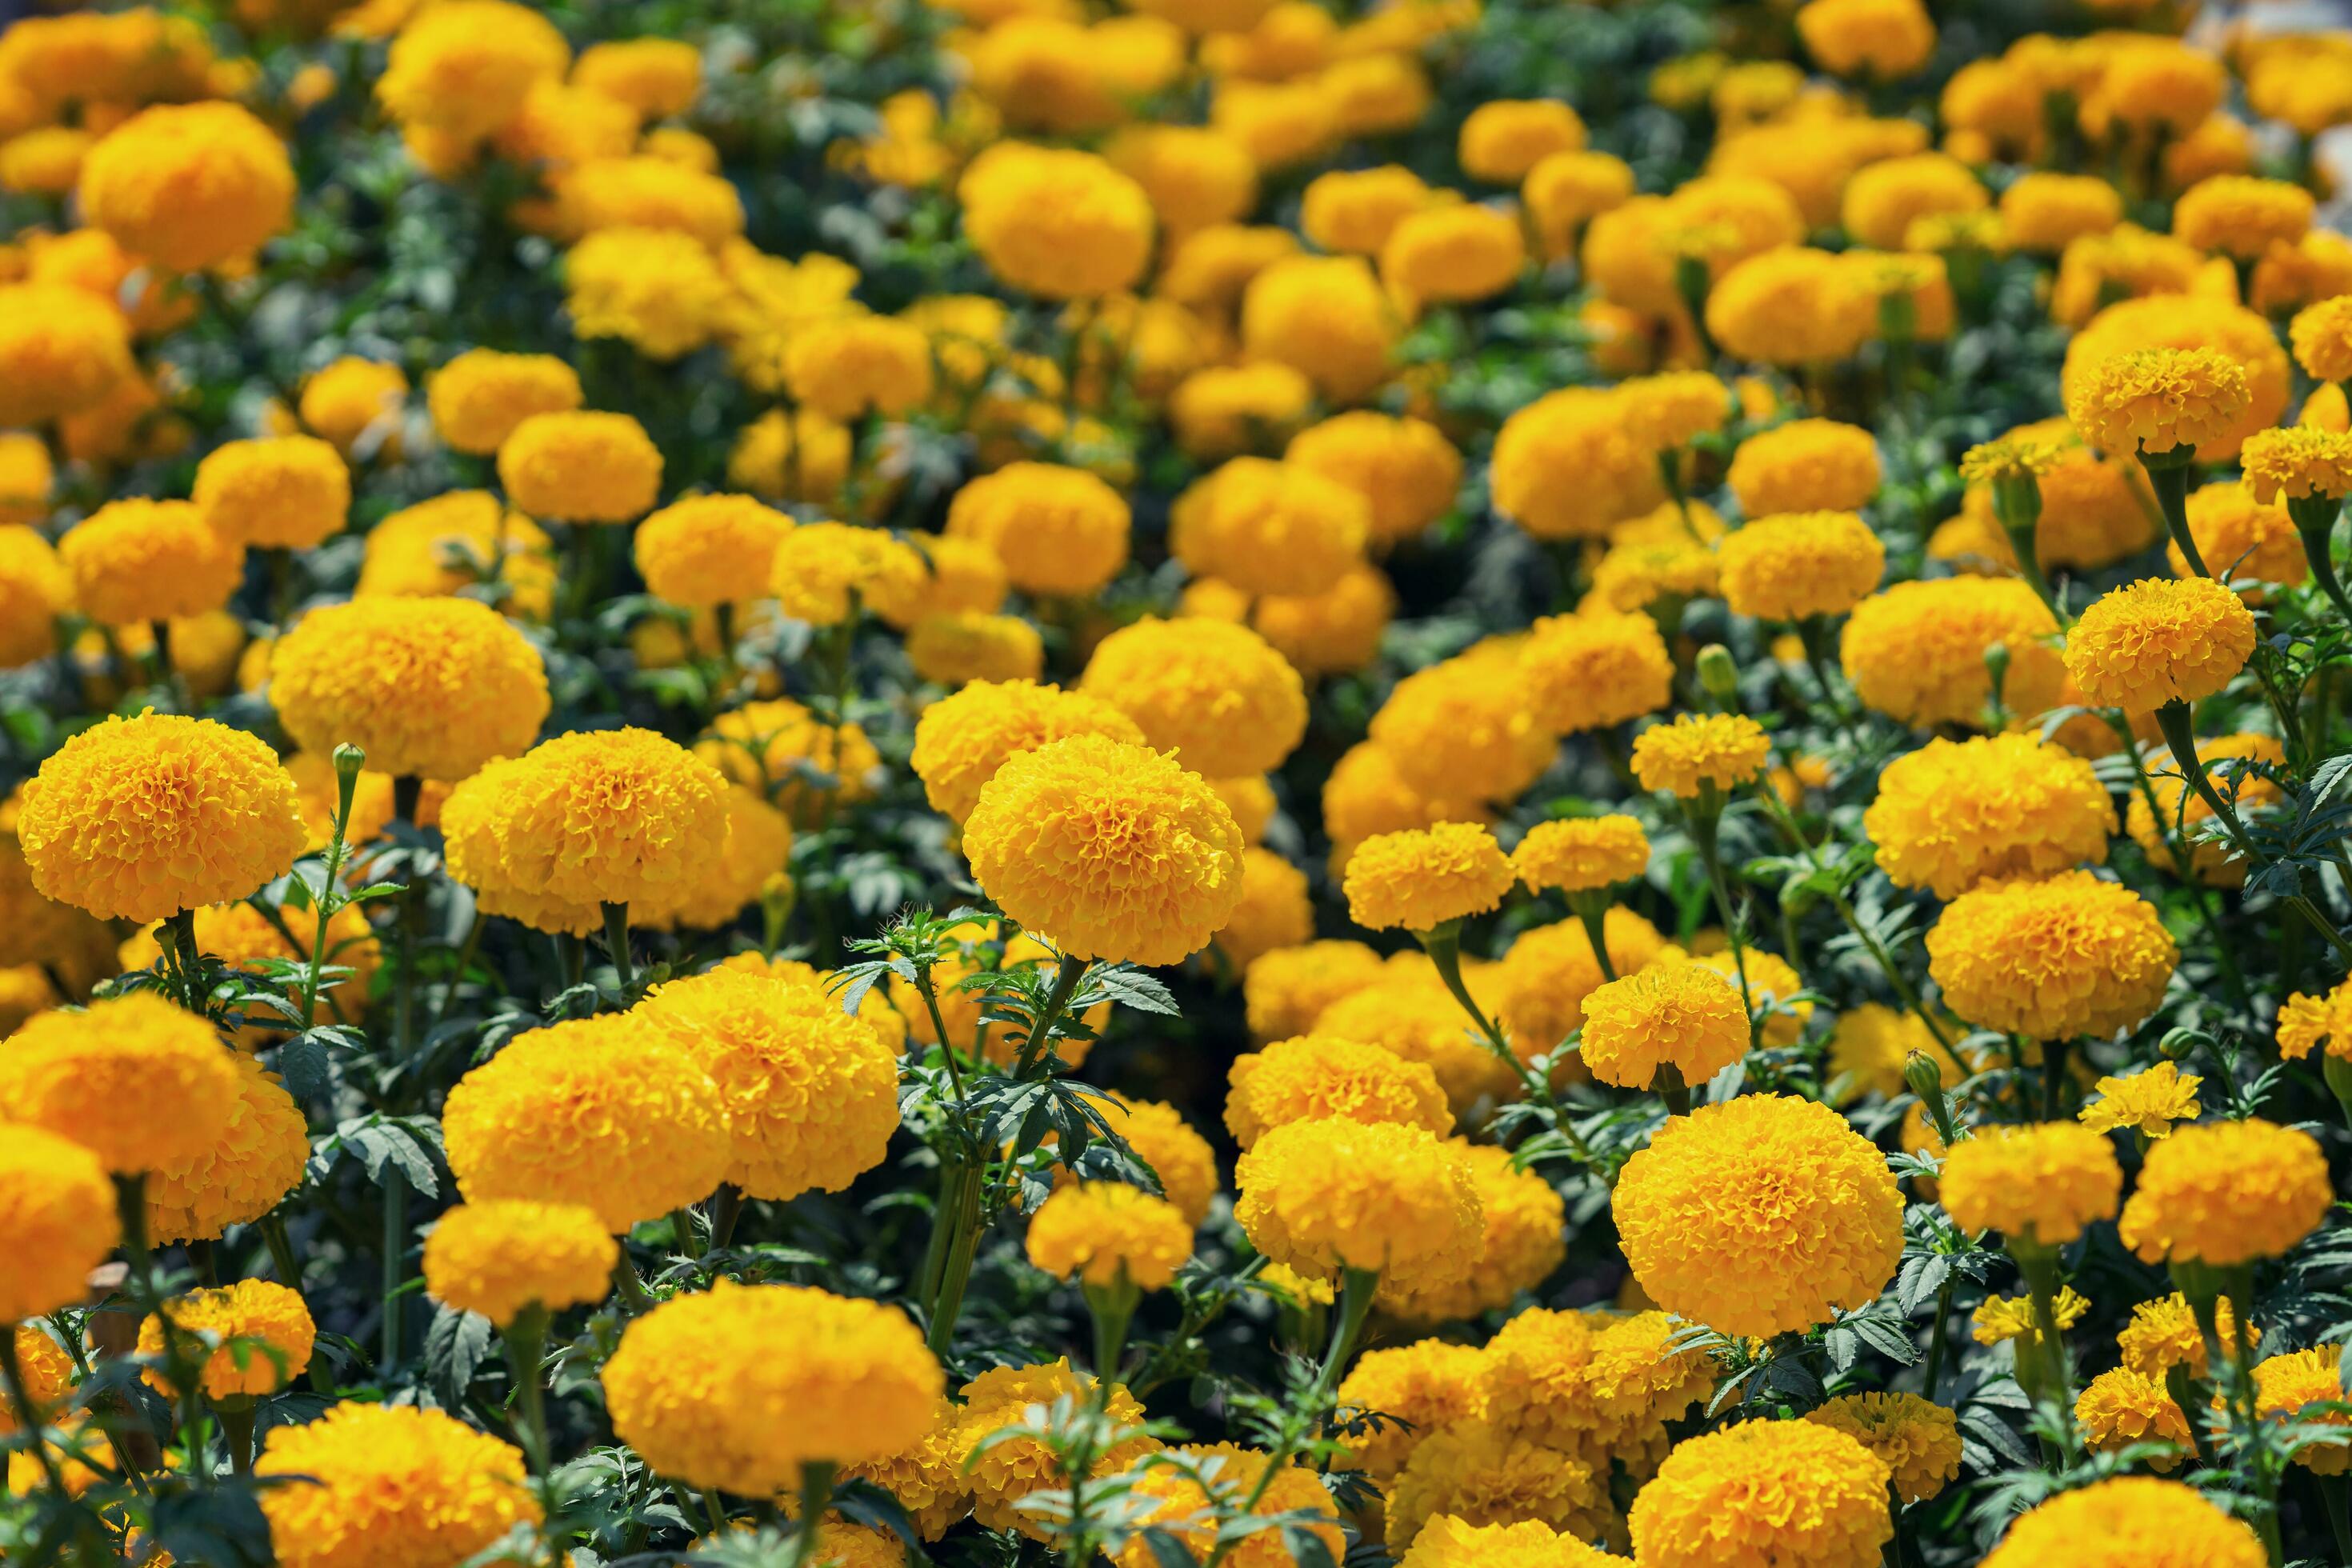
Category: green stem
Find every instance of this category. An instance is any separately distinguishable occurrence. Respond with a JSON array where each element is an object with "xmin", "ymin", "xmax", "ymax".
[
  {"xmin": 2139, "ymin": 447, "xmax": 2208, "ymax": 578},
  {"xmin": 709, "ymin": 1182, "xmax": 746, "ymax": 1252},
  {"xmin": 1922, "ymin": 1274, "xmax": 1955, "ymax": 1399},
  {"xmin": 602, "ymin": 902, "xmax": 634, "ymax": 994},
  {"xmin": 1010, "ymin": 951, "xmax": 1089, "ymax": 1079},
  {"xmin": 506, "ymin": 1305, "xmax": 558, "ymax": 1562},
  {"xmin": 380, "ymin": 1170, "xmax": 406, "ymax": 1370},
  {"xmin": 262, "ymin": 1213, "xmax": 303, "ymax": 1294},
  {"xmin": 784, "ymin": 1461, "xmax": 837, "ymax": 1568},
  {"xmin": 218, "ymin": 1398, "xmax": 255, "ymax": 1476},
  {"xmin": 925, "ymin": 1160, "xmax": 986, "ymax": 1358},
  {"xmin": 610, "ymin": 1251, "xmax": 655, "ymax": 1315}
]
